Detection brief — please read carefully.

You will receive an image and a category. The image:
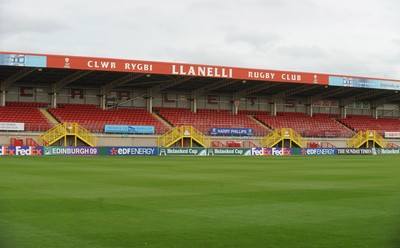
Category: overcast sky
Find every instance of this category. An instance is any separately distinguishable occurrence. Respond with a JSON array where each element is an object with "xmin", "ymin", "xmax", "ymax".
[{"xmin": 1, "ymin": 0, "xmax": 399, "ymax": 79}]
